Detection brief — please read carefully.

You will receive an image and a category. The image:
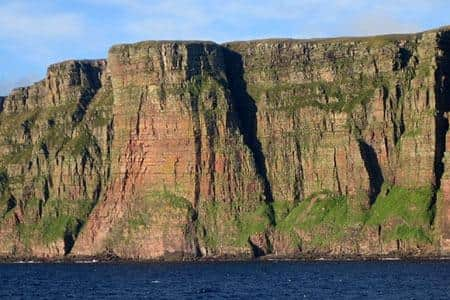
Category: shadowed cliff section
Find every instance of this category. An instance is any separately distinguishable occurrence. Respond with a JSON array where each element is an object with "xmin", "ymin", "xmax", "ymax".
[
  {"xmin": 222, "ymin": 48, "xmax": 274, "ymax": 206},
  {"xmin": 0, "ymin": 97, "xmax": 4, "ymax": 113},
  {"xmin": 432, "ymin": 31, "xmax": 450, "ymax": 239},
  {"xmin": 433, "ymin": 31, "xmax": 450, "ymax": 202},
  {"xmin": 358, "ymin": 139, "xmax": 384, "ymax": 205},
  {"xmin": 69, "ymin": 61, "xmax": 106, "ymax": 123},
  {"xmin": 222, "ymin": 47, "xmax": 275, "ymax": 256}
]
